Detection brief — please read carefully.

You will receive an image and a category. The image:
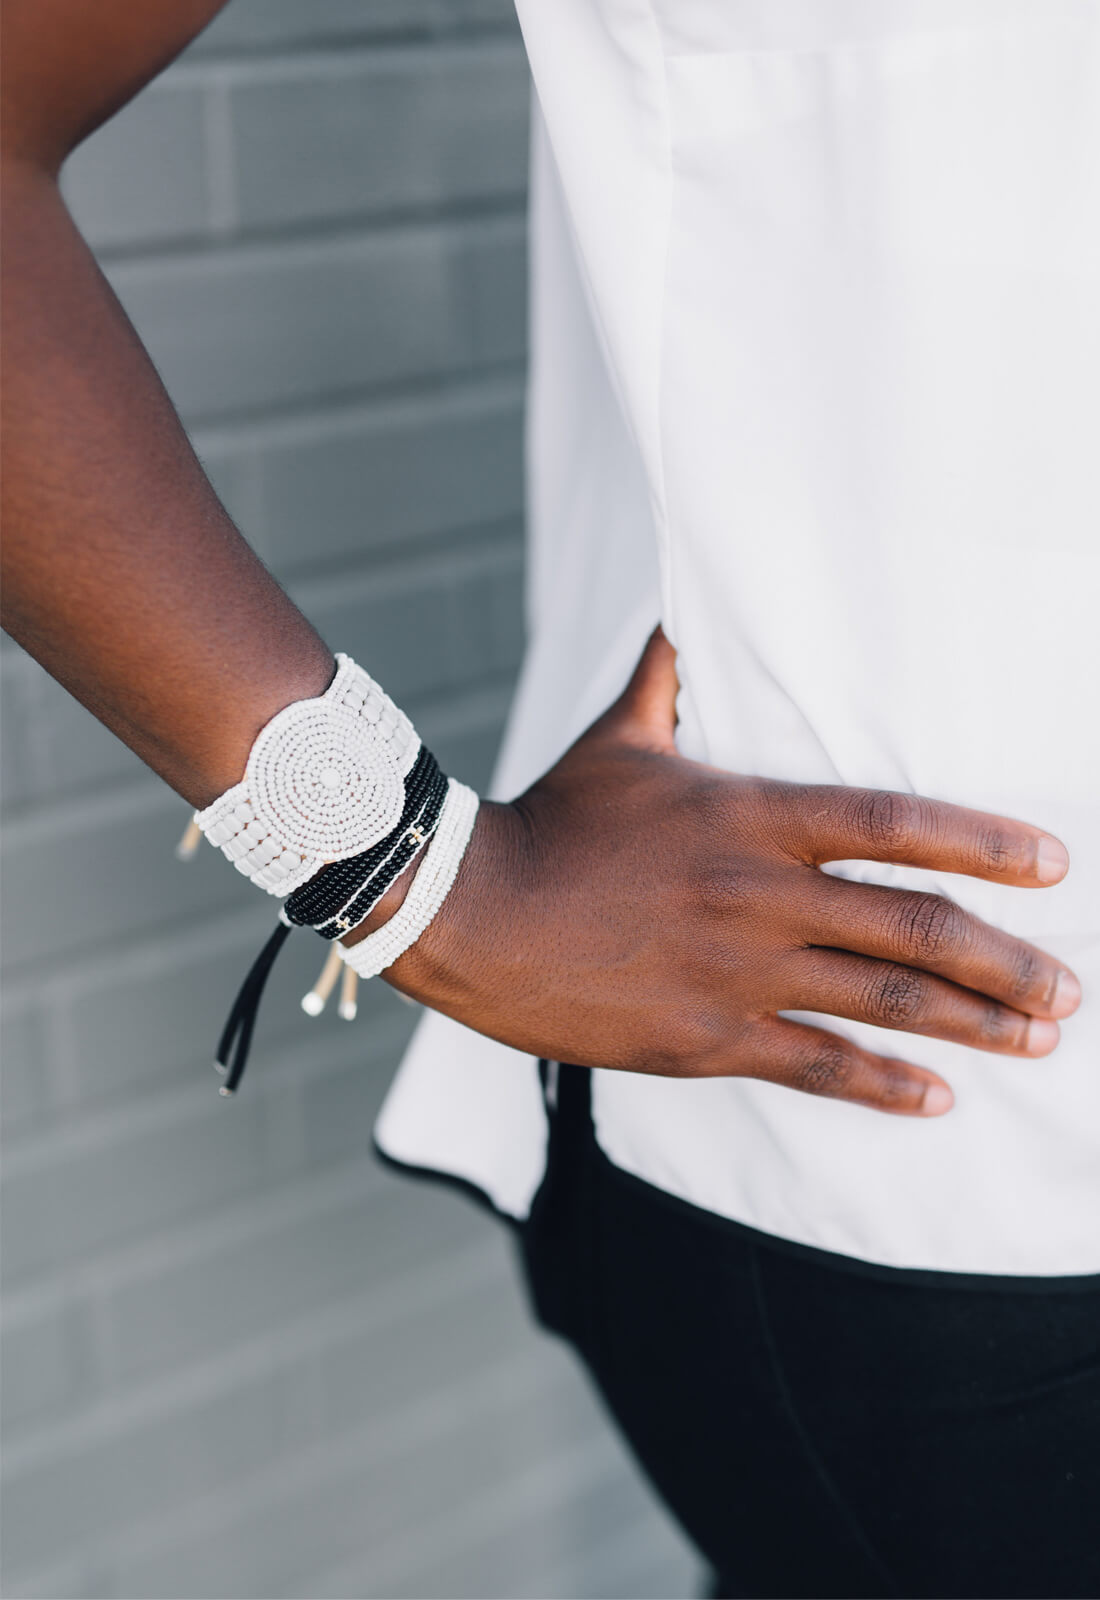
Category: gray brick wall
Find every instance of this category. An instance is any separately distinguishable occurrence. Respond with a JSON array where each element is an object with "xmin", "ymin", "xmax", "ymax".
[{"xmin": 1, "ymin": 5, "xmax": 697, "ymax": 1597}]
